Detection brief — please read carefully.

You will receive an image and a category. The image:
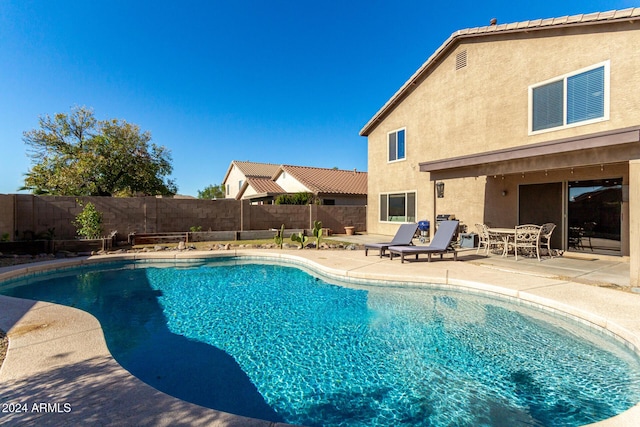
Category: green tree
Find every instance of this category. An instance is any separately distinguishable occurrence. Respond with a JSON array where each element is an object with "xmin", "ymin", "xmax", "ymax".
[
  {"xmin": 22, "ymin": 106, "xmax": 177, "ymax": 197},
  {"xmin": 198, "ymin": 183, "xmax": 226, "ymax": 199}
]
